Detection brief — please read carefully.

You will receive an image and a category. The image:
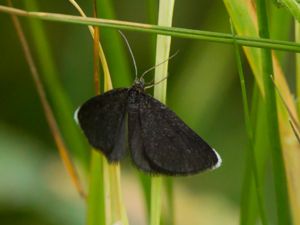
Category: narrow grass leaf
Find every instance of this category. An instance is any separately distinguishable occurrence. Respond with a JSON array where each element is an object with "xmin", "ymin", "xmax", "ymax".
[
  {"xmin": 87, "ymin": 16, "xmax": 107, "ymax": 225},
  {"xmin": 9, "ymin": 0, "xmax": 86, "ymax": 199},
  {"xmin": 87, "ymin": 151, "xmax": 107, "ymax": 225},
  {"xmin": 296, "ymin": 22, "xmax": 300, "ymax": 116},
  {"xmin": 95, "ymin": 1, "xmax": 129, "ymax": 224},
  {"xmin": 138, "ymin": 172, "xmax": 151, "ymax": 218},
  {"xmin": 95, "ymin": 0, "xmax": 132, "ymax": 87},
  {"xmin": 291, "ymin": 17, "xmax": 300, "ymax": 225},
  {"xmin": 137, "ymin": 2, "xmax": 160, "ymax": 219},
  {"xmin": 224, "ymin": 1, "xmax": 300, "ymax": 223},
  {"xmin": 21, "ymin": 0, "xmax": 90, "ymax": 167},
  {"xmin": 279, "ymin": 0, "xmax": 300, "ymax": 23},
  {"xmin": 256, "ymin": 1, "xmax": 292, "ymax": 224},
  {"xmin": 269, "ymin": 2, "xmax": 292, "ymax": 62},
  {"xmin": 86, "ymin": 1, "xmax": 129, "ymax": 224},
  {"xmin": 232, "ymin": 24, "xmax": 268, "ymax": 225},
  {"xmin": 150, "ymin": 1, "xmax": 175, "ymax": 225},
  {"xmin": 68, "ymin": 0, "xmax": 113, "ymax": 88},
  {"xmin": 2, "ymin": 5, "xmax": 300, "ymax": 53}
]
